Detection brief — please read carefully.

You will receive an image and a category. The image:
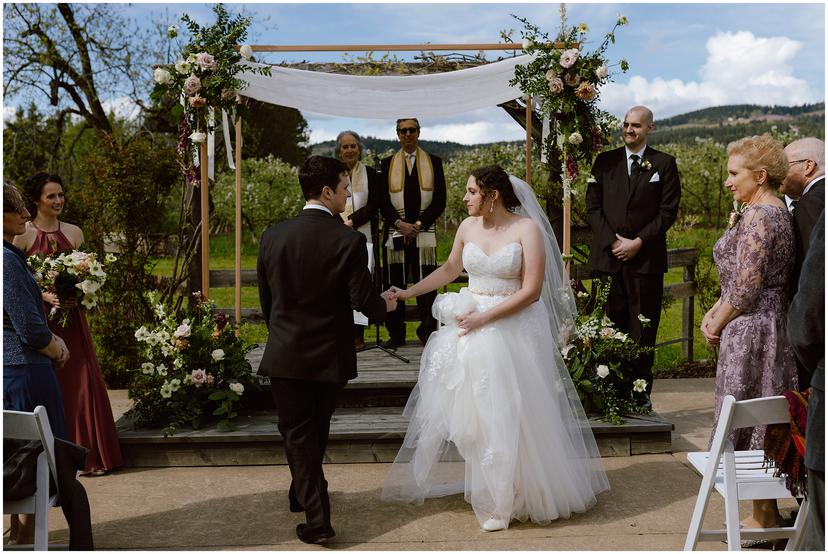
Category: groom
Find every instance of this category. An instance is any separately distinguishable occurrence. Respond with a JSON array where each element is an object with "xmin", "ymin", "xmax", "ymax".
[
  {"xmin": 257, "ymin": 156, "xmax": 396, "ymax": 544},
  {"xmin": 586, "ymin": 105, "xmax": 681, "ymax": 407}
]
